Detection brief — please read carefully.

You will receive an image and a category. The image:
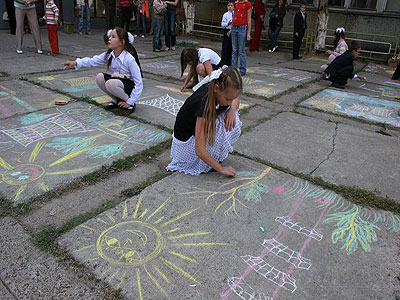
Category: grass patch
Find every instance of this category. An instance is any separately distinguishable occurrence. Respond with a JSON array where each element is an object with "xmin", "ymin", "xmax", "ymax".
[{"xmin": 233, "ymin": 151, "xmax": 400, "ymax": 215}]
